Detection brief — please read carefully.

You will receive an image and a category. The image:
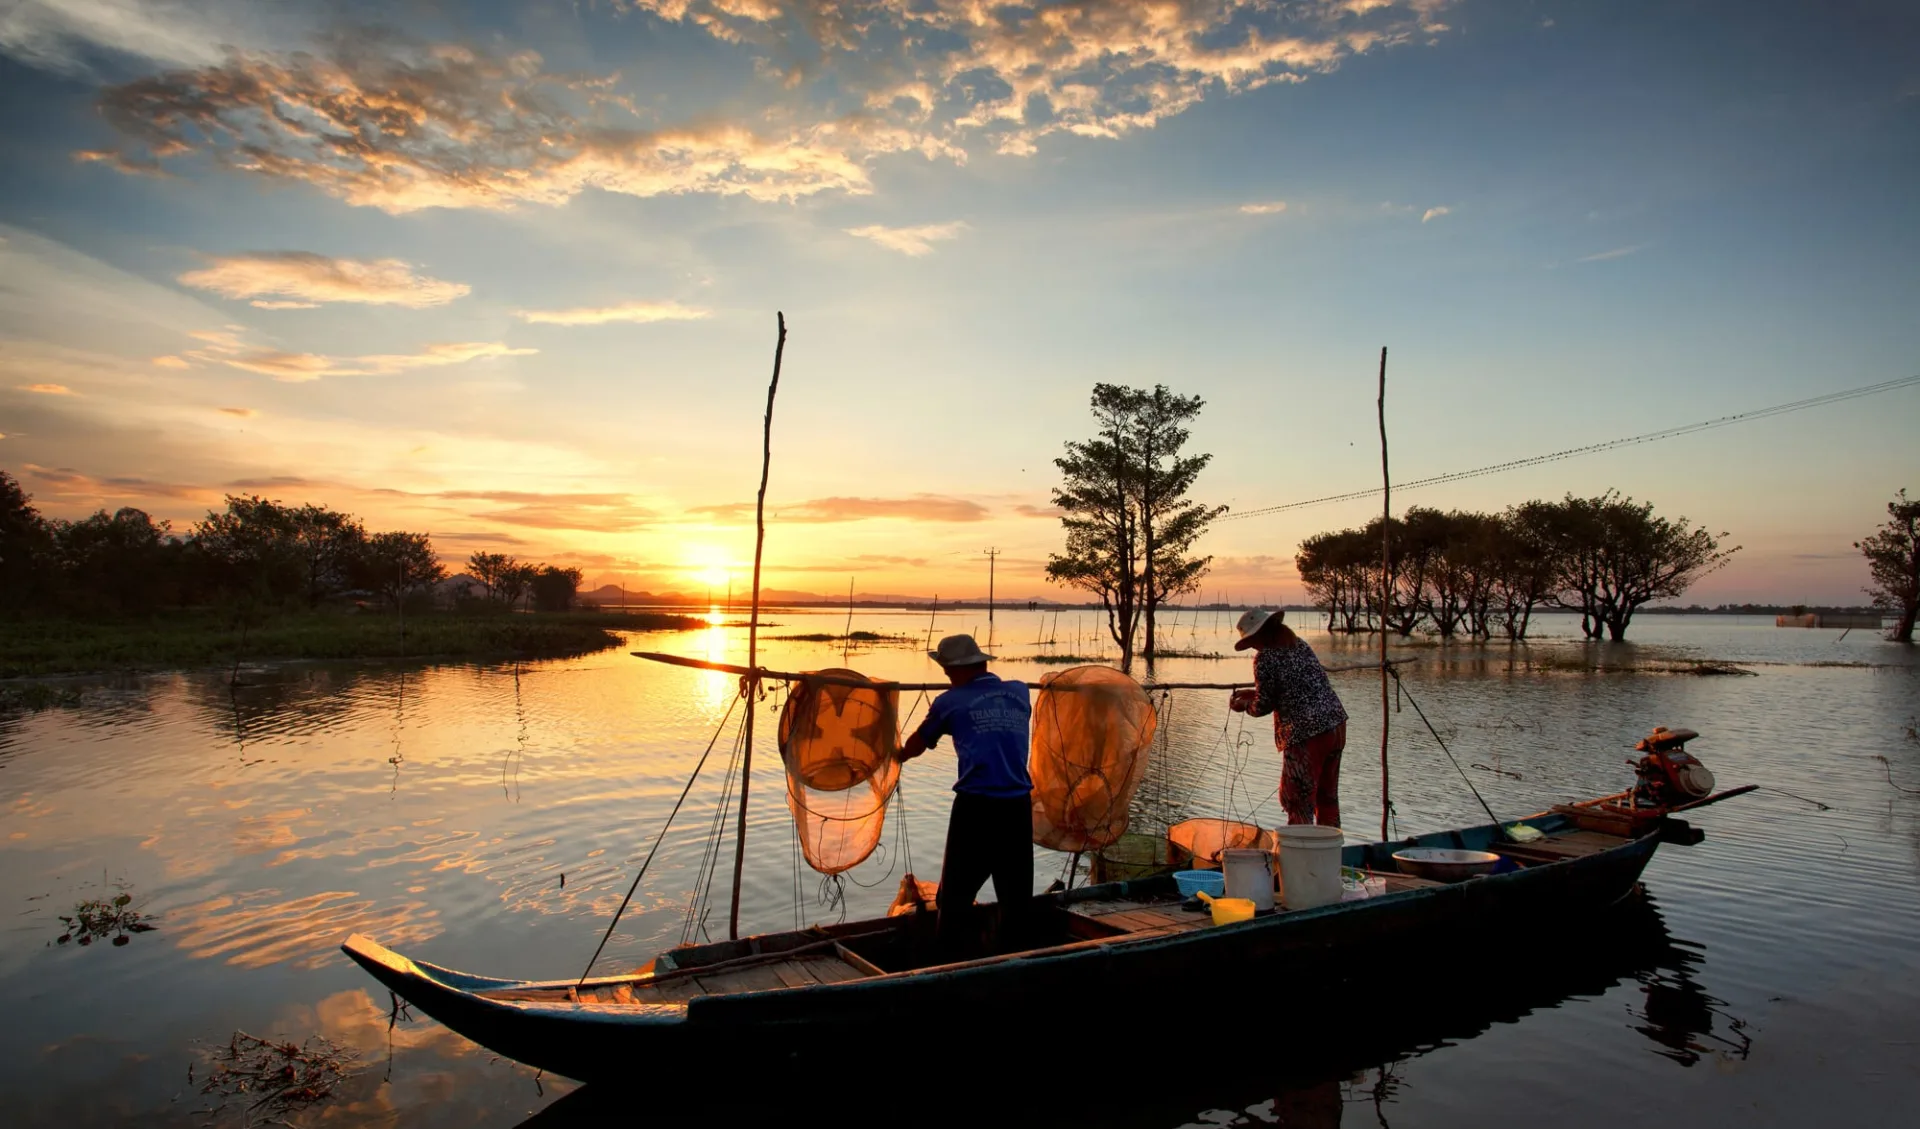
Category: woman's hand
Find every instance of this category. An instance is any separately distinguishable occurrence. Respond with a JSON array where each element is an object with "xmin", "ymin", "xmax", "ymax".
[{"xmin": 1229, "ymin": 689, "xmax": 1255, "ymax": 713}]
